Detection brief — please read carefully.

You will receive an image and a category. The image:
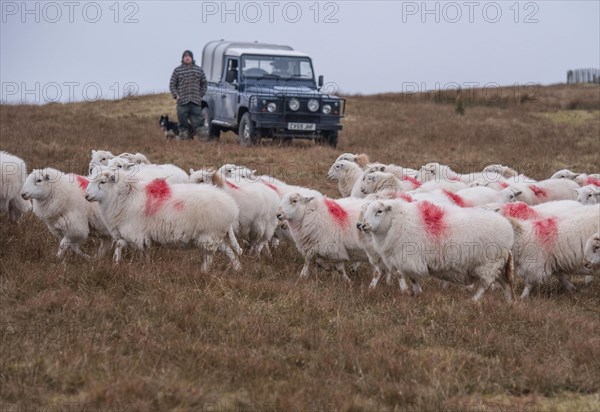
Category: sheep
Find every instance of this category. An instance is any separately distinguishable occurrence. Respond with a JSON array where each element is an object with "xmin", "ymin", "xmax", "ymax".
[
  {"xmin": 583, "ymin": 232, "xmax": 600, "ymax": 271},
  {"xmin": 508, "ymin": 179, "xmax": 580, "ymax": 205},
  {"xmin": 550, "ymin": 169, "xmax": 600, "ymax": 187},
  {"xmin": 364, "ymin": 163, "xmax": 420, "ymax": 182},
  {"xmin": 327, "ymin": 160, "xmax": 365, "ymax": 198},
  {"xmin": 89, "ymin": 150, "xmax": 115, "ymax": 174},
  {"xmin": 85, "ymin": 170, "xmax": 241, "ymax": 270},
  {"xmin": 189, "ymin": 168, "xmax": 279, "ymax": 256},
  {"xmin": 107, "ymin": 157, "xmax": 188, "ymax": 183},
  {"xmin": 413, "ymin": 179, "xmax": 469, "ymax": 194},
  {"xmin": 117, "ymin": 152, "xmax": 151, "ymax": 165},
  {"xmin": 21, "ymin": 168, "xmax": 110, "ymax": 258},
  {"xmin": 576, "ymin": 185, "xmax": 600, "ymax": 205},
  {"xmin": 359, "ymin": 172, "xmax": 419, "ymax": 196},
  {"xmin": 334, "ymin": 153, "xmax": 370, "ymax": 168},
  {"xmin": 0, "ymin": 151, "xmax": 31, "ymax": 222},
  {"xmin": 417, "ymin": 162, "xmax": 504, "ymax": 185},
  {"xmin": 358, "ymin": 200, "xmax": 516, "ymax": 302},
  {"xmin": 494, "ymin": 200, "xmax": 583, "ymax": 220},
  {"xmin": 482, "ymin": 164, "xmax": 535, "ymax": 183},
  {"xmin": 510, "ymin": 205, "xmax": 600, "ymax": 298},
  {"xmin": 418, "ymin": 186, "xmax": 516, "ymax": 208},
  {"xmin": 276, "ymin": 193, "xmax": 369, "ymax": 283}
]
